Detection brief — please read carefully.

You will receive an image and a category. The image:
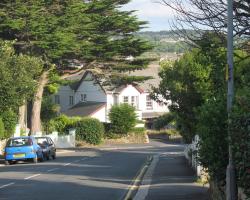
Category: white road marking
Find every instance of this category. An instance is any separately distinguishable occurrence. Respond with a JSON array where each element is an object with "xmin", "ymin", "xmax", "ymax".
[
  {"xmin": 81, "ymin": 158, "xmax": 87, "ymax": 161},
  {"xmin": 133, "ymin": 154, "xmax": 160, "ymax": 200},
  {"xmin": 47, "ymin": 168, "xmax": 59, "ymax": 172},
  {"xmin": 24, "ymin": 174, "xmax": 41, "ymax": 180},
  {"xmin": 0, "ymin": 182, "xmax": 15, "ymax": 189},
  {"xmin": 74, "ymin": 160, "xmax": 80, "ymax": 163},
  {"xmin": 63, "ymin": 163, "xmax": 71, "ymax": 166}
]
